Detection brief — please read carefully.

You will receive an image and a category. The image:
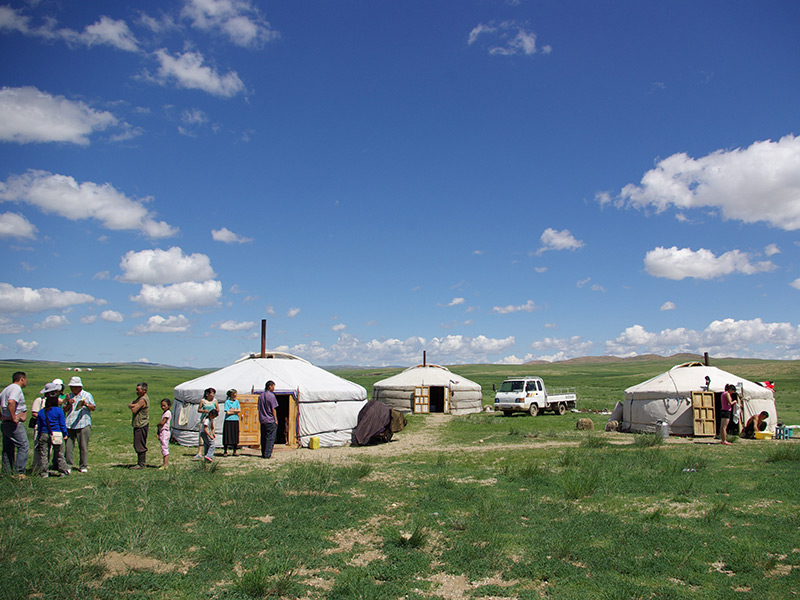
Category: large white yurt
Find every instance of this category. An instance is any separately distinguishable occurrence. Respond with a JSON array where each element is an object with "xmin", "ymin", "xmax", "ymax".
[
  {"xmin": 372, "ymin": 364, "xmax": 483, "ymax": 415},
  {"xmin": 618, "ymin": 362, "xmax": 777, "ymax": 435},
  {"xmin": 172, "ymin": 352, "xmax": 367, "ymax": 448}
]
